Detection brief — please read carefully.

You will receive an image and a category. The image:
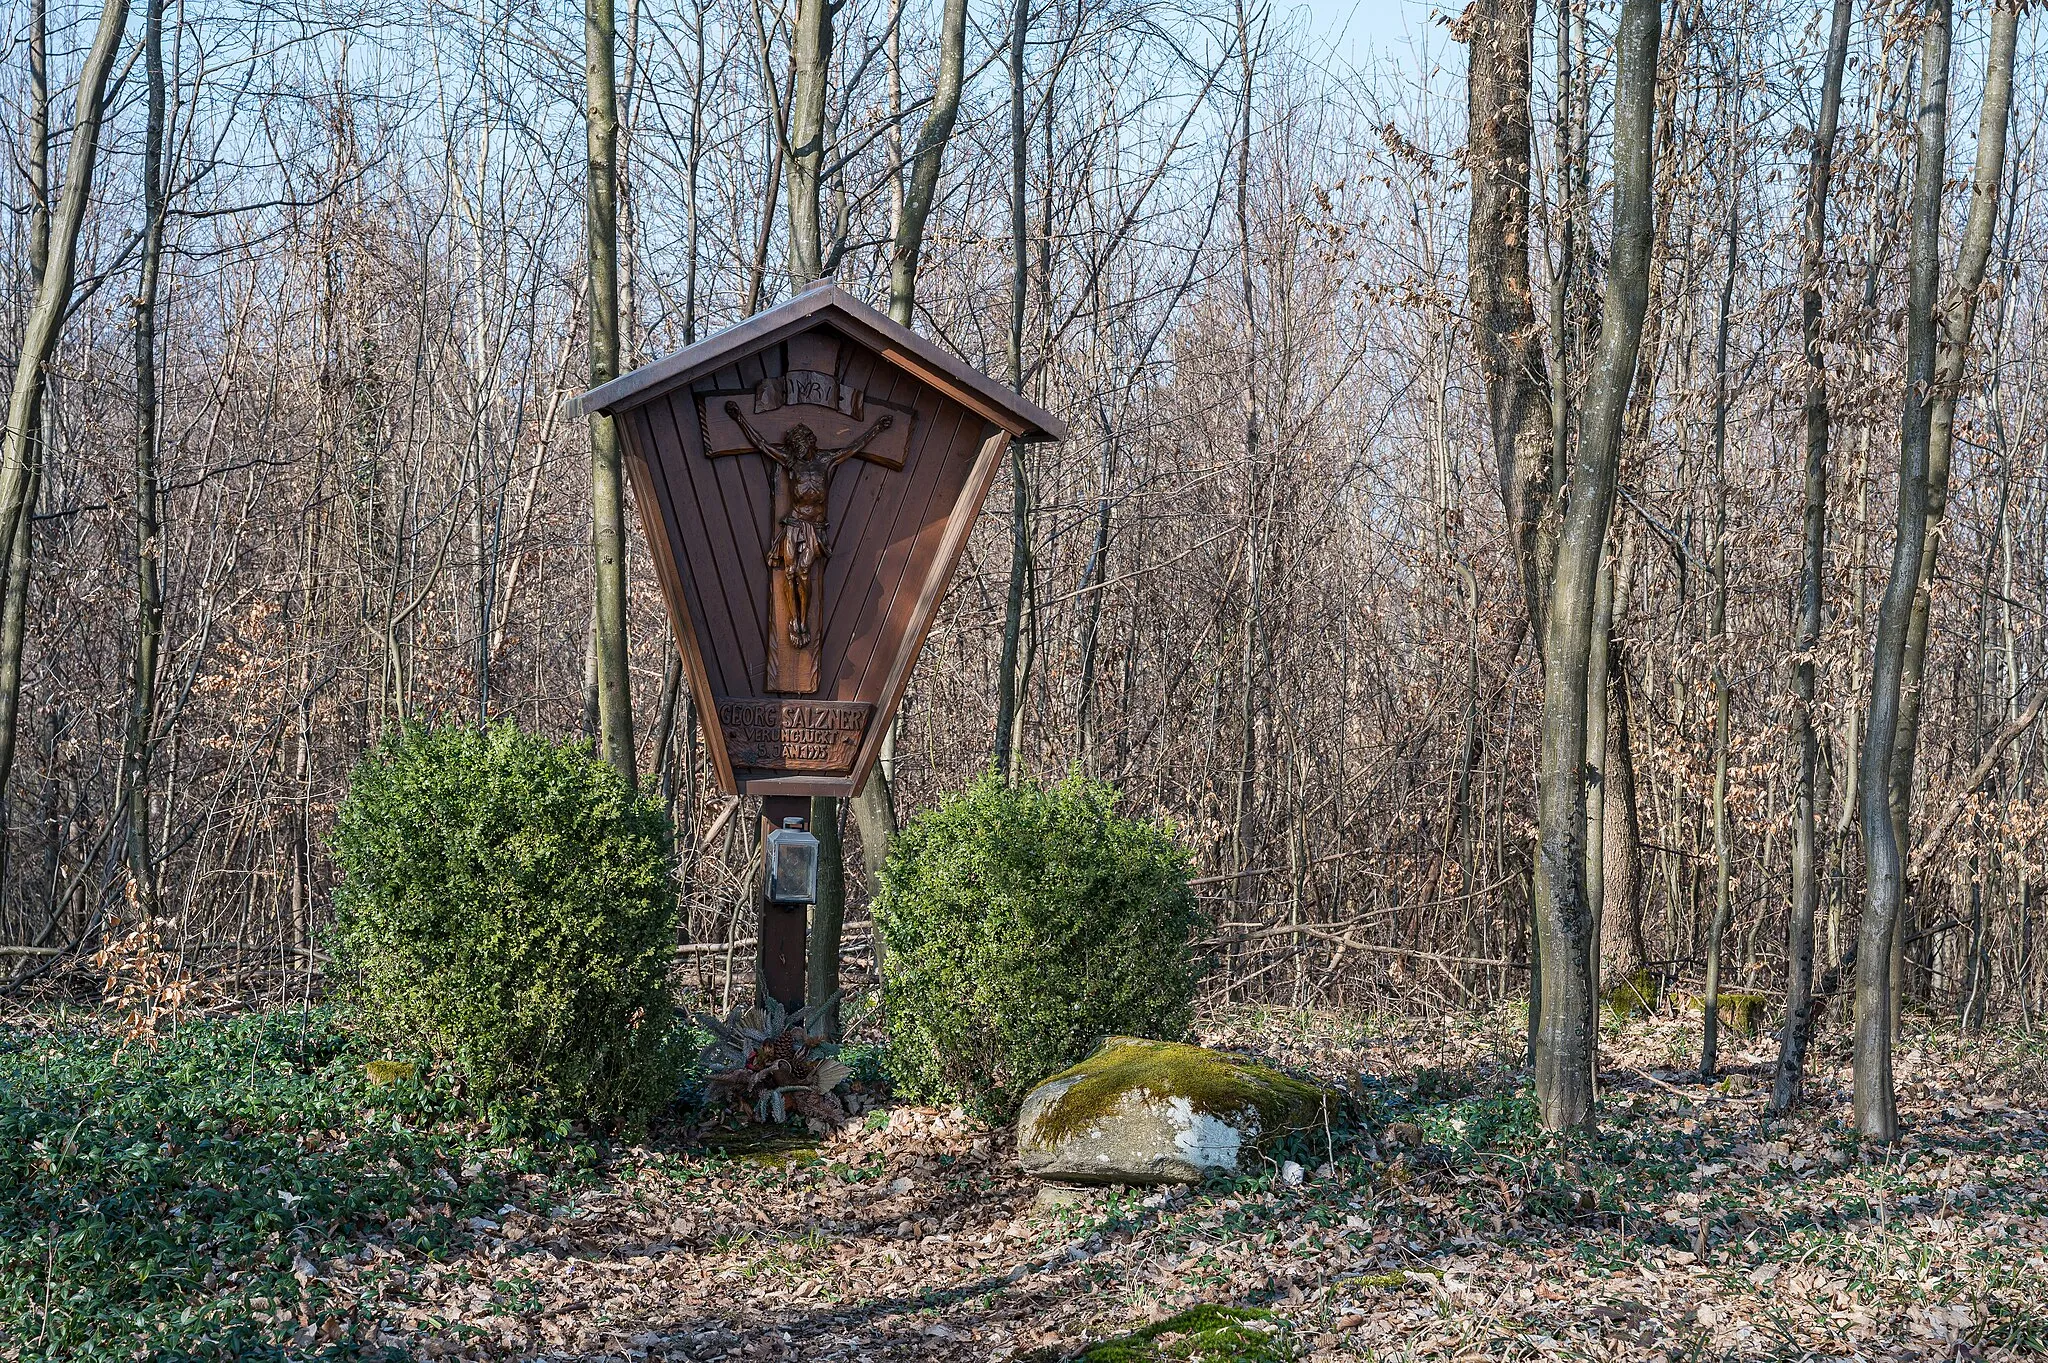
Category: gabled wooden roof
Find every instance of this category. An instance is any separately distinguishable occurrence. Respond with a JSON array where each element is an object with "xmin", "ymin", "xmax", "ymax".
[{"xmin": 575, "ymin": 280, "xmax": 1068, "ymax": 442}]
